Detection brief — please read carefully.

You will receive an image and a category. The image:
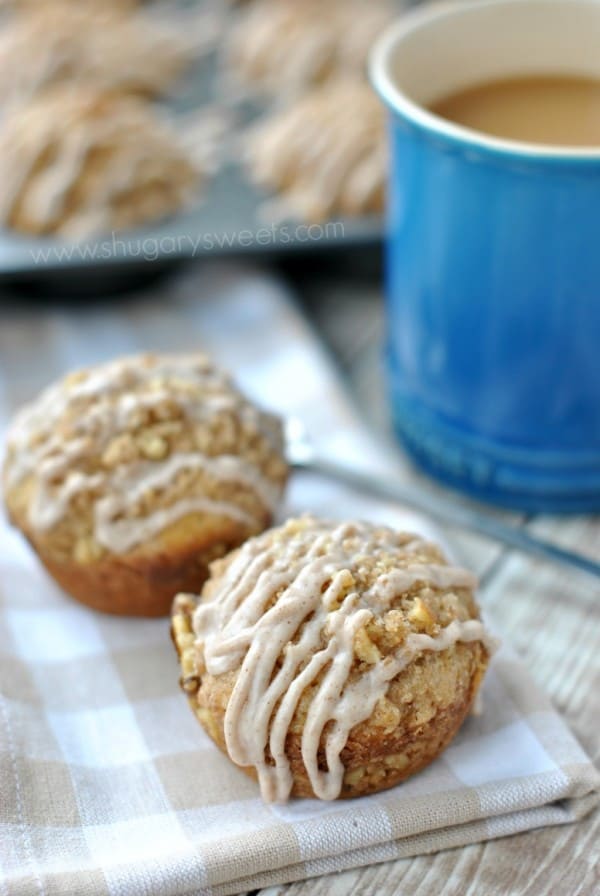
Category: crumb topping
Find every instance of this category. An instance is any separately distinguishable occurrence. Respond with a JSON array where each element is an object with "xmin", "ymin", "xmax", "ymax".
[
  {"xmin": 3, "ymin": 353, "xmax": 287, "ymax": 557},
  {"xmin": 181, "ymin": 515, "xmax": 494, "ymax": 802}
]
